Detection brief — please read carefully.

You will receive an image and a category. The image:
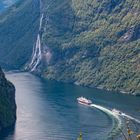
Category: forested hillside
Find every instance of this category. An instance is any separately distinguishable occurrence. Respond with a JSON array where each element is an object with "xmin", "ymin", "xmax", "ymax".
[
  {"xmin": 0, "ymin": 0, "xmax": 140, "ymax": 94},
  {"xmin": 42, "ymin": 0, "xmax": 140, "ymax": 95}
]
